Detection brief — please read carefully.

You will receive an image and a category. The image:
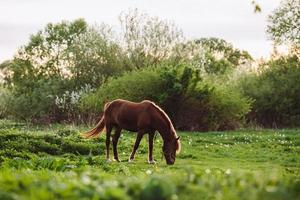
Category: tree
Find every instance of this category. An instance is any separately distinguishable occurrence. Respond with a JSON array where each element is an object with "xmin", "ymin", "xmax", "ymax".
[
  {"xmin": 191, "ymin": 38, "xmax": 252, "ymax": 74},
  {"xmin": 195, "ymin": 38, "xmax": 252, "ymax": 65},
  {"xmin": 16, "ymin": 19, "xmax": 88, "ymax": 79},
  {"xmin": 119, "ymin": 9, "xmax": 184, "ymax": 68},
  {"xmin": 2, "ymin": 19, "xmax": 126, "ymax": 121},
  {"xmin": 67, "ymin": 25, "xmax": 126, "ymax": 88},
  {"xmin": 267, "ymin": 0, "xmax": 300, "ymax": 48}
]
